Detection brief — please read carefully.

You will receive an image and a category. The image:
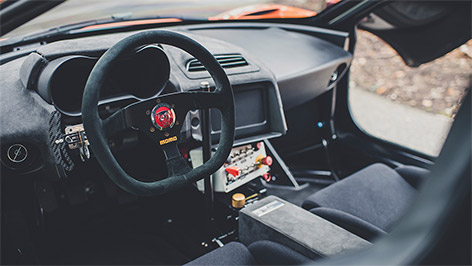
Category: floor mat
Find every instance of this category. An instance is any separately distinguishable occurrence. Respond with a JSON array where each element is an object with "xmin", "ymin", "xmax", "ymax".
[{"xmin": 48, "ymin": 232, "xmax": 189, "ymax": 265}]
